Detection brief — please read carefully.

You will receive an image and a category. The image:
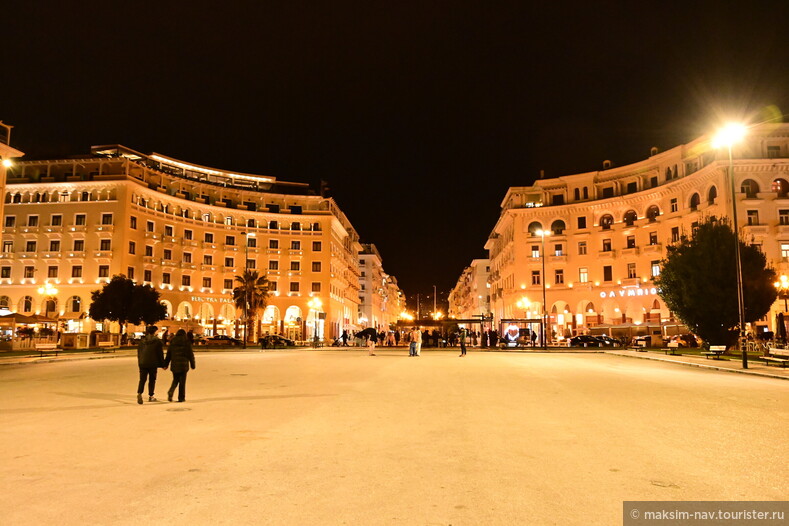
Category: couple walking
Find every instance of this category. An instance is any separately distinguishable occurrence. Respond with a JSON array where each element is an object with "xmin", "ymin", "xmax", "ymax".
[
  {"xmin": 136, "ymin": 326, "xmax": 196, "ymax": 404},
  {"xmin": 408, "ymin": 327, "xmax": 421, "ymax": 357}
]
